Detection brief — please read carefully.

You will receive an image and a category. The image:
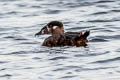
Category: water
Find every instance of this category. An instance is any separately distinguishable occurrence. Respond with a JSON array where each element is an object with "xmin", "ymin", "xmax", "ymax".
[{"xmin": 0, "ymin": 0, "xmax": 120, "ymax": 80}]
